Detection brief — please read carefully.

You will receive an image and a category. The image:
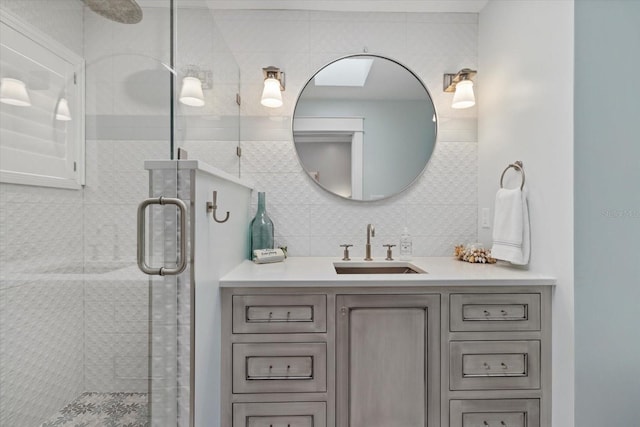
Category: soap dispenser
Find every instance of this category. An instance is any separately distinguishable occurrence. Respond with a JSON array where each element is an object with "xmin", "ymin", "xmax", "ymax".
[{"xmin": 399, "ymin": 227, "xmax": 412, "ymax": 261}]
